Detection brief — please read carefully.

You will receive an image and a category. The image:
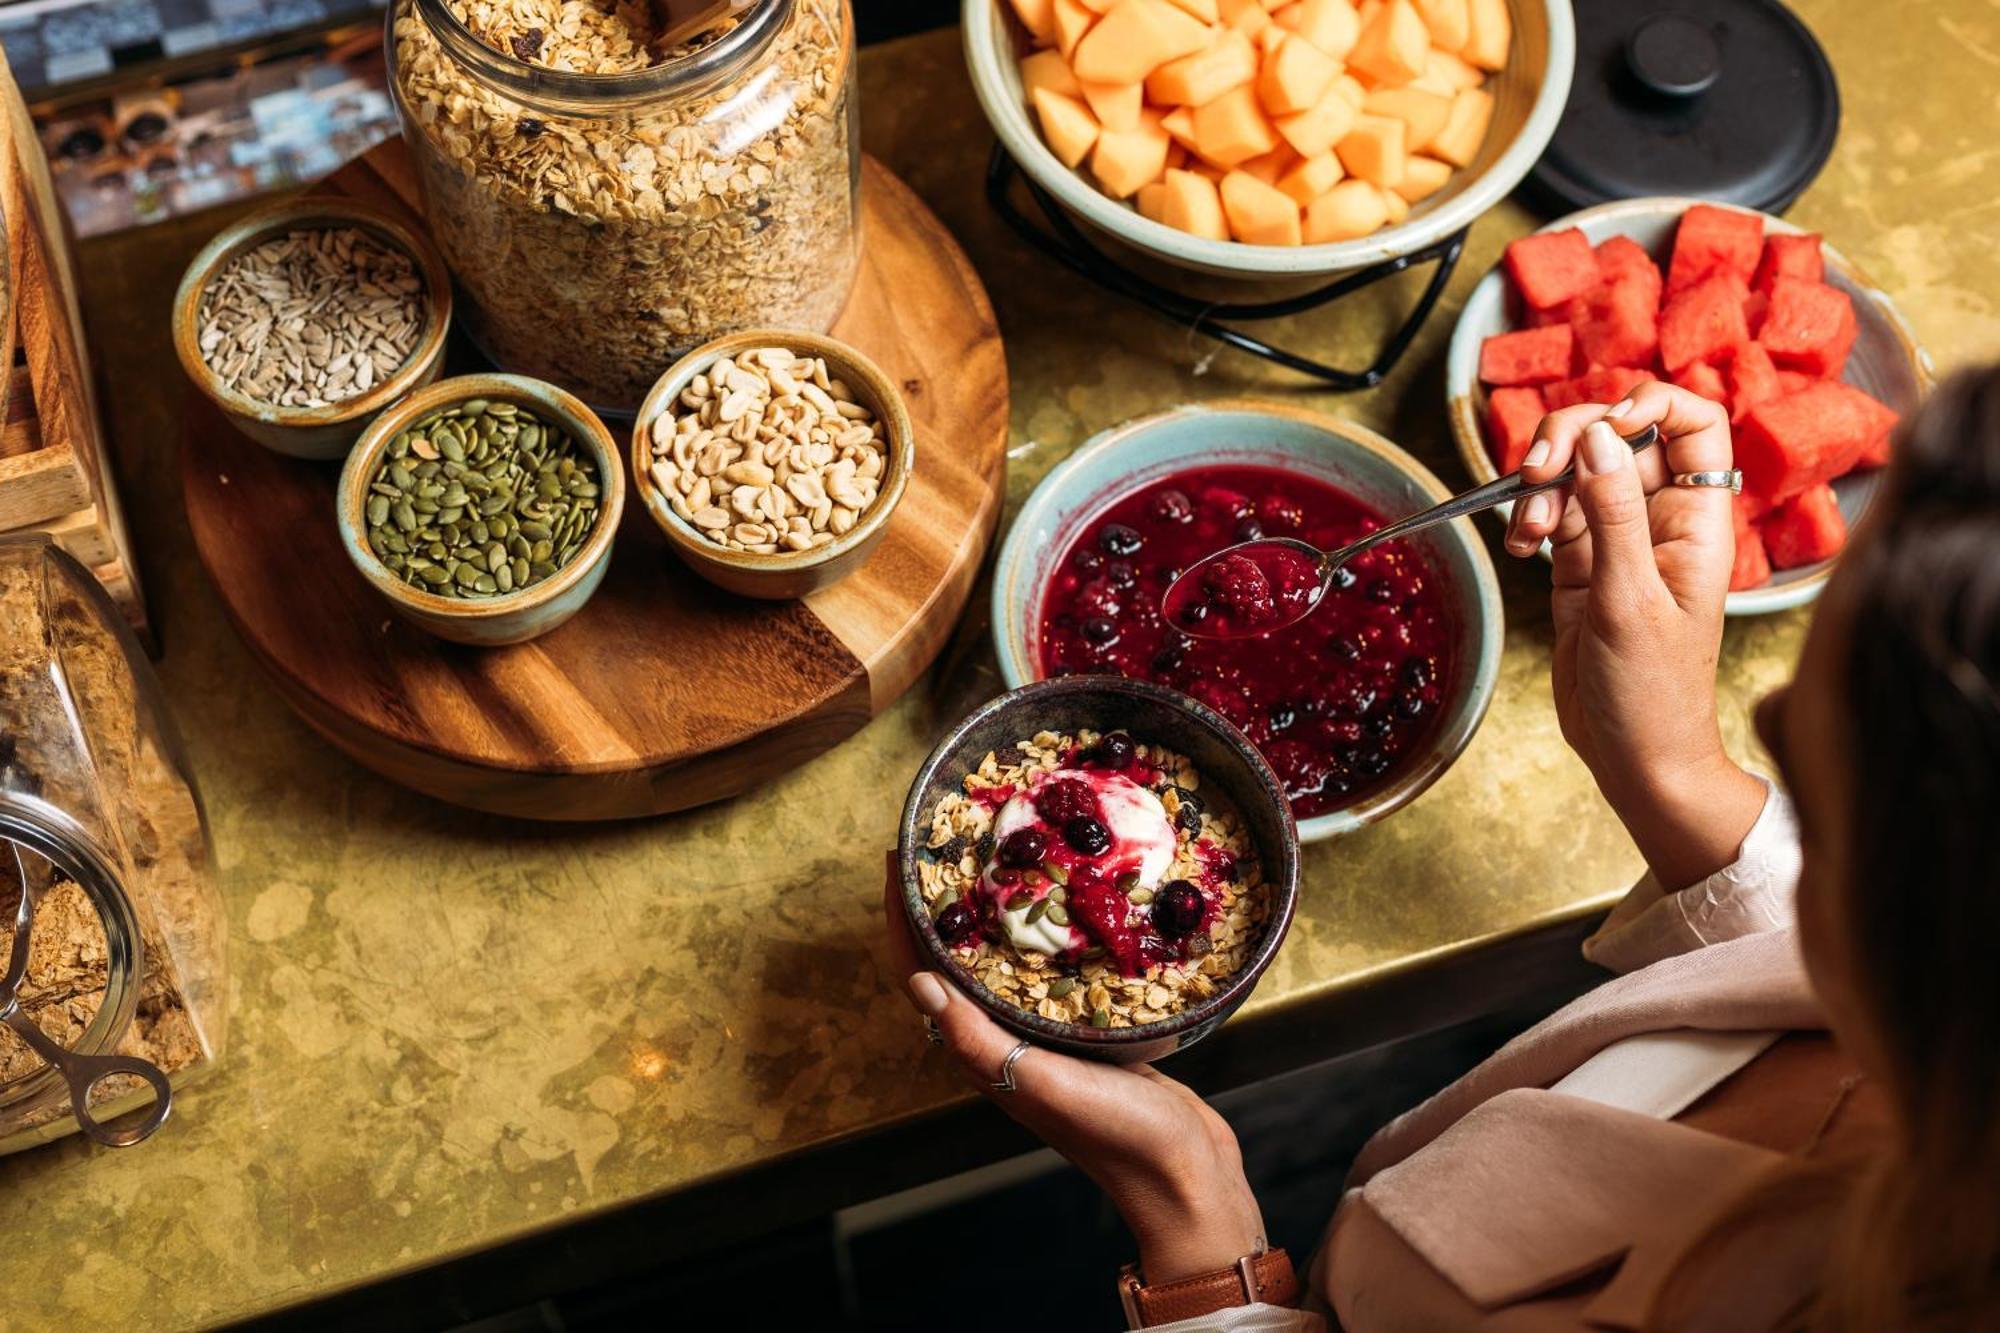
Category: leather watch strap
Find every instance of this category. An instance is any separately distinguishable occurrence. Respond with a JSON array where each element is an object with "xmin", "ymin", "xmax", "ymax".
[{"xmin": 1118, "ymin": 1247, "xmax": 1300, "ymax": 1327}]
